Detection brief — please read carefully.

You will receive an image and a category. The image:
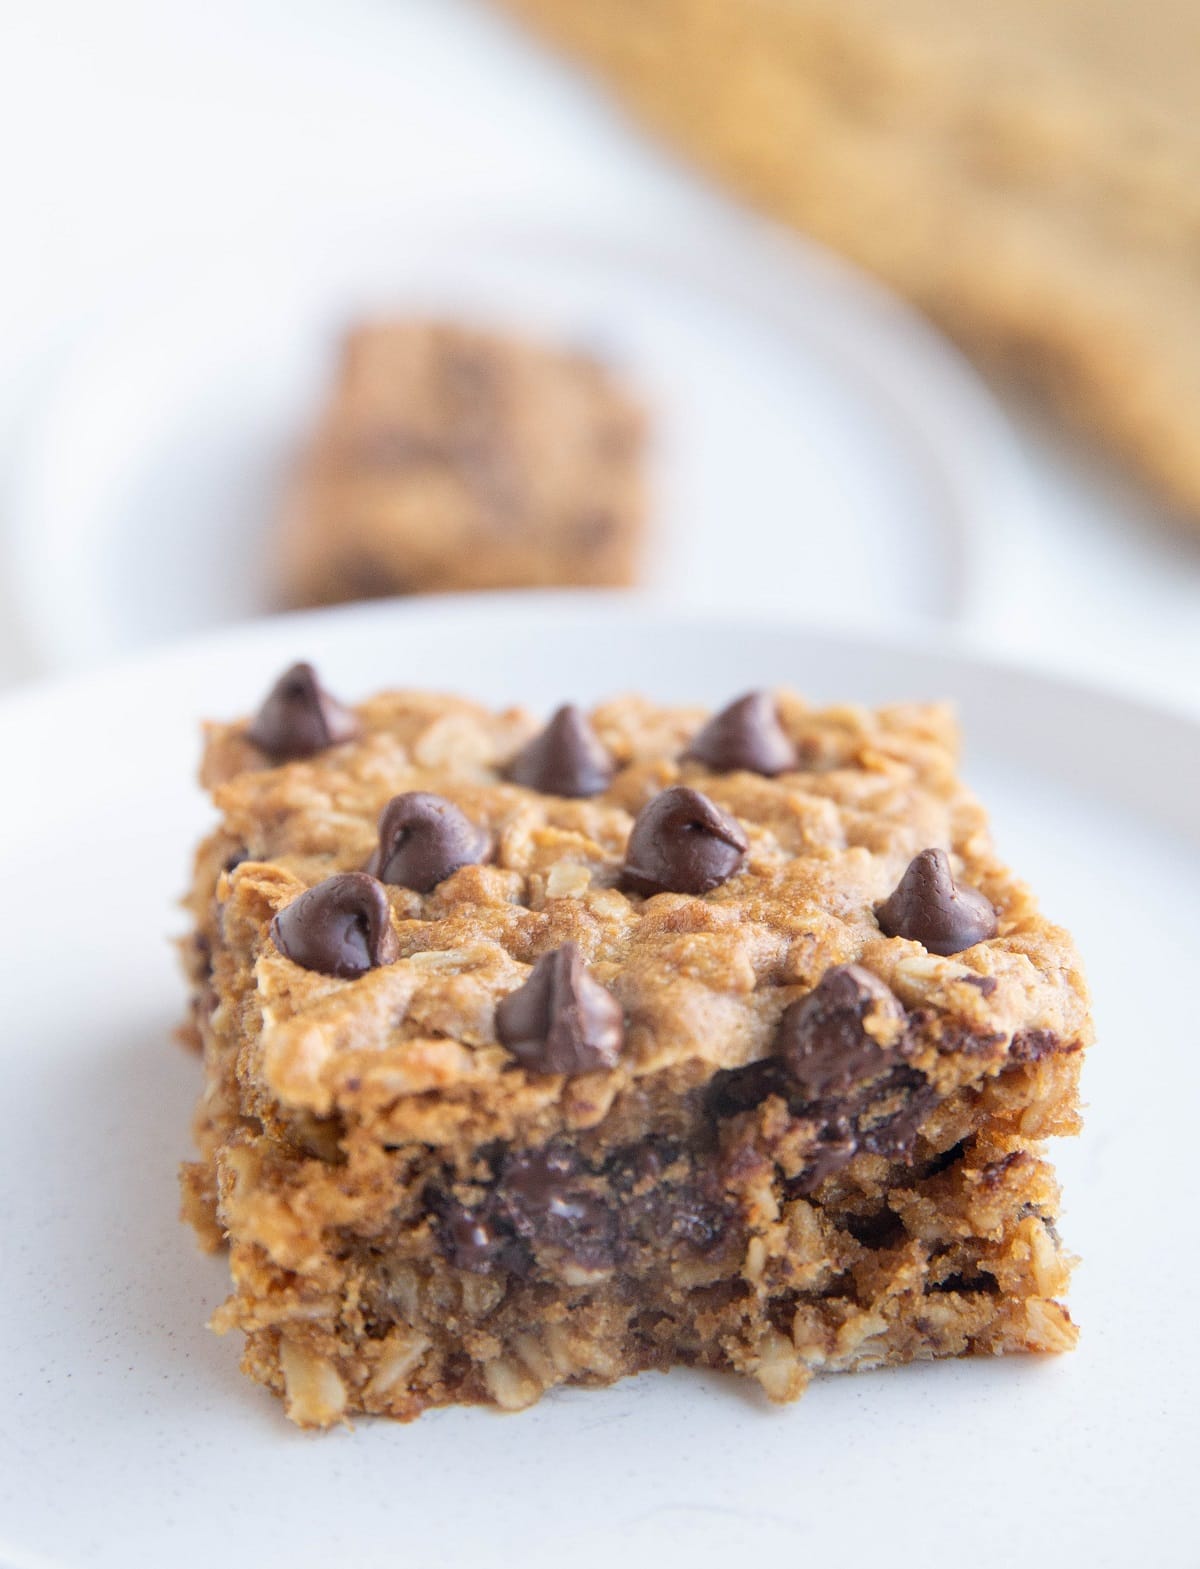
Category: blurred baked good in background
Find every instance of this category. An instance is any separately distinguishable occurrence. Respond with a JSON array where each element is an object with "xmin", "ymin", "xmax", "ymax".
[
  {"xmin": 280, "ymin": 320, "xmax": 646, "ymax": 605},
  {"xmin": 494, "ymin": 0, "xmax": 1200, "ymax": 534}
]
